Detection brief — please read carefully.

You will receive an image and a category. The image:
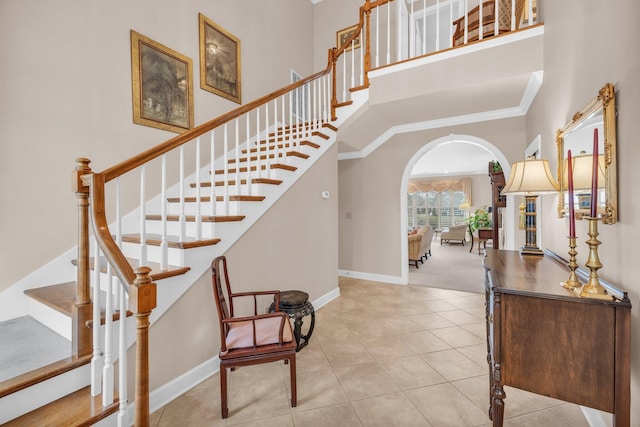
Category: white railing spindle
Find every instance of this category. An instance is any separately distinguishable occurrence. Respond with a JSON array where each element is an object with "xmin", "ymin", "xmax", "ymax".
[
  {"xmin": 195, "ymin": 137, "xmax": 202, "ymax": 239},
  {"xmin": 210, "ymin": 131, "xmax": 216, "ymax": 219},
  {"xmin": 256, "ymin": 106, "xmax": 261, "ymax": 179},
  {"xmin": 179, "ymin": 146, "xmax": 186, "ymax": 241},
  {"xmin": 375, "ymin": 7, "xmax": 380, "ymax": 68},
  {"xmin": 160, "ymin": 155, "xmax": 168, "ymax": 270},
  {"xmin": 235, "ymin": 118, "xmax": 240, "ymax": 188},
  {"xmin": 479, "ymin": 0, "xmax": 484, "ymax": 41},
  {"xmin": 494, "ymin": 0, "xmax": 500, "ymax": 36},
  {"xmin": 424, "ymin": 0, "xmax": 429, "ymax": 55},
  {"xmin": 387, "ymin": 1, "xmax": 391, "ymax": 65},
  {"xmin": 139, "ymin": 165, "xmax": 147, "ymax": 266},
  {"xmin": 223, "ymin": 125, "xmax": 229, "ymax": 215},
  {"xmin": 264, "ymin": 102, "xmax": 270, "ymax": 172},
  {"xmin": 102, "ymin": 263, "xmax": 114, "ymax": 406},
  {"xmin": 115, "ymin": 178, "xmax": 122, "ymax": 310},
  {"xmin": 91, "ymin": 241, "xmax": 103, "ymax": 397},
  {"xmin": 511, "ymin": 0, "xmax": 516, "ymax": 30},
  {"xmin": 117, "ymin": 282, "xmax": 128, "ymax": 427},
  {"xmin": 449, "ymin": 0, "xmax": 454, "ymax": 48},
  {"xmin": 245, "ymin": 115, "xmax": 252, "ymax": 195}
]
